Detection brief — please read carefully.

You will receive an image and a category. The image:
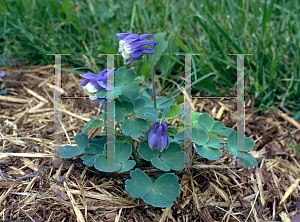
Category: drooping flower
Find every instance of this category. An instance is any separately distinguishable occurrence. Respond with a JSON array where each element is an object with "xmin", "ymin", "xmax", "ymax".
[
  {"xmin": 79, "ymin": 68, "xmax": 115, "ymax": 110},
  {"xmin": 148, "ymin": 121, "xmax": 170, "ymax": 152},
  {"xmin": 117, "ymin": 33, "xmax": 156, "ymax": 64}
]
